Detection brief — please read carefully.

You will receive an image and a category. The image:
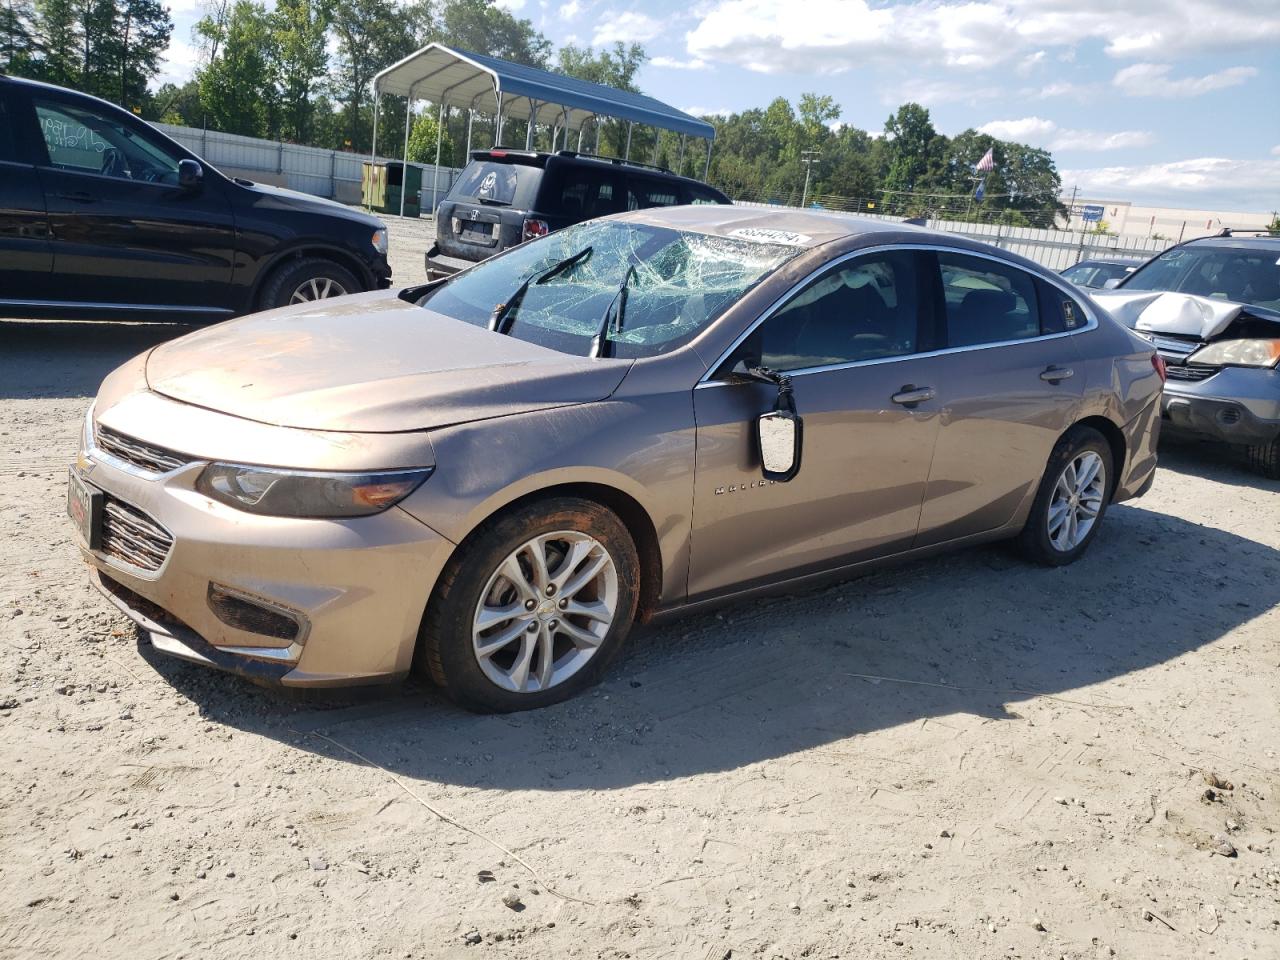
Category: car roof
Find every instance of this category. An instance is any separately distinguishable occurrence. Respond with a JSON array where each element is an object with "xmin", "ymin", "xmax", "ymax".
[
  {"xmin": 615, "ymin": 204, "xmax": 933, "ymax": 249},
  {"xmin": 1180, "ymin": 235, "xmax": 1280, "ymax": 252}
]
